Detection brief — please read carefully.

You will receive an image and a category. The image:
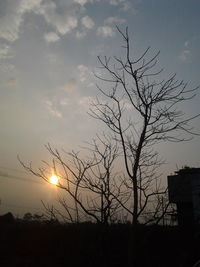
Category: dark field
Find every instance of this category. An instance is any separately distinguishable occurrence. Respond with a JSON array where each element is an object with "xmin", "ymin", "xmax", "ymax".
[{"xmin": 0, "ymin": 221, "xmax": 200, "ymax": 267}]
